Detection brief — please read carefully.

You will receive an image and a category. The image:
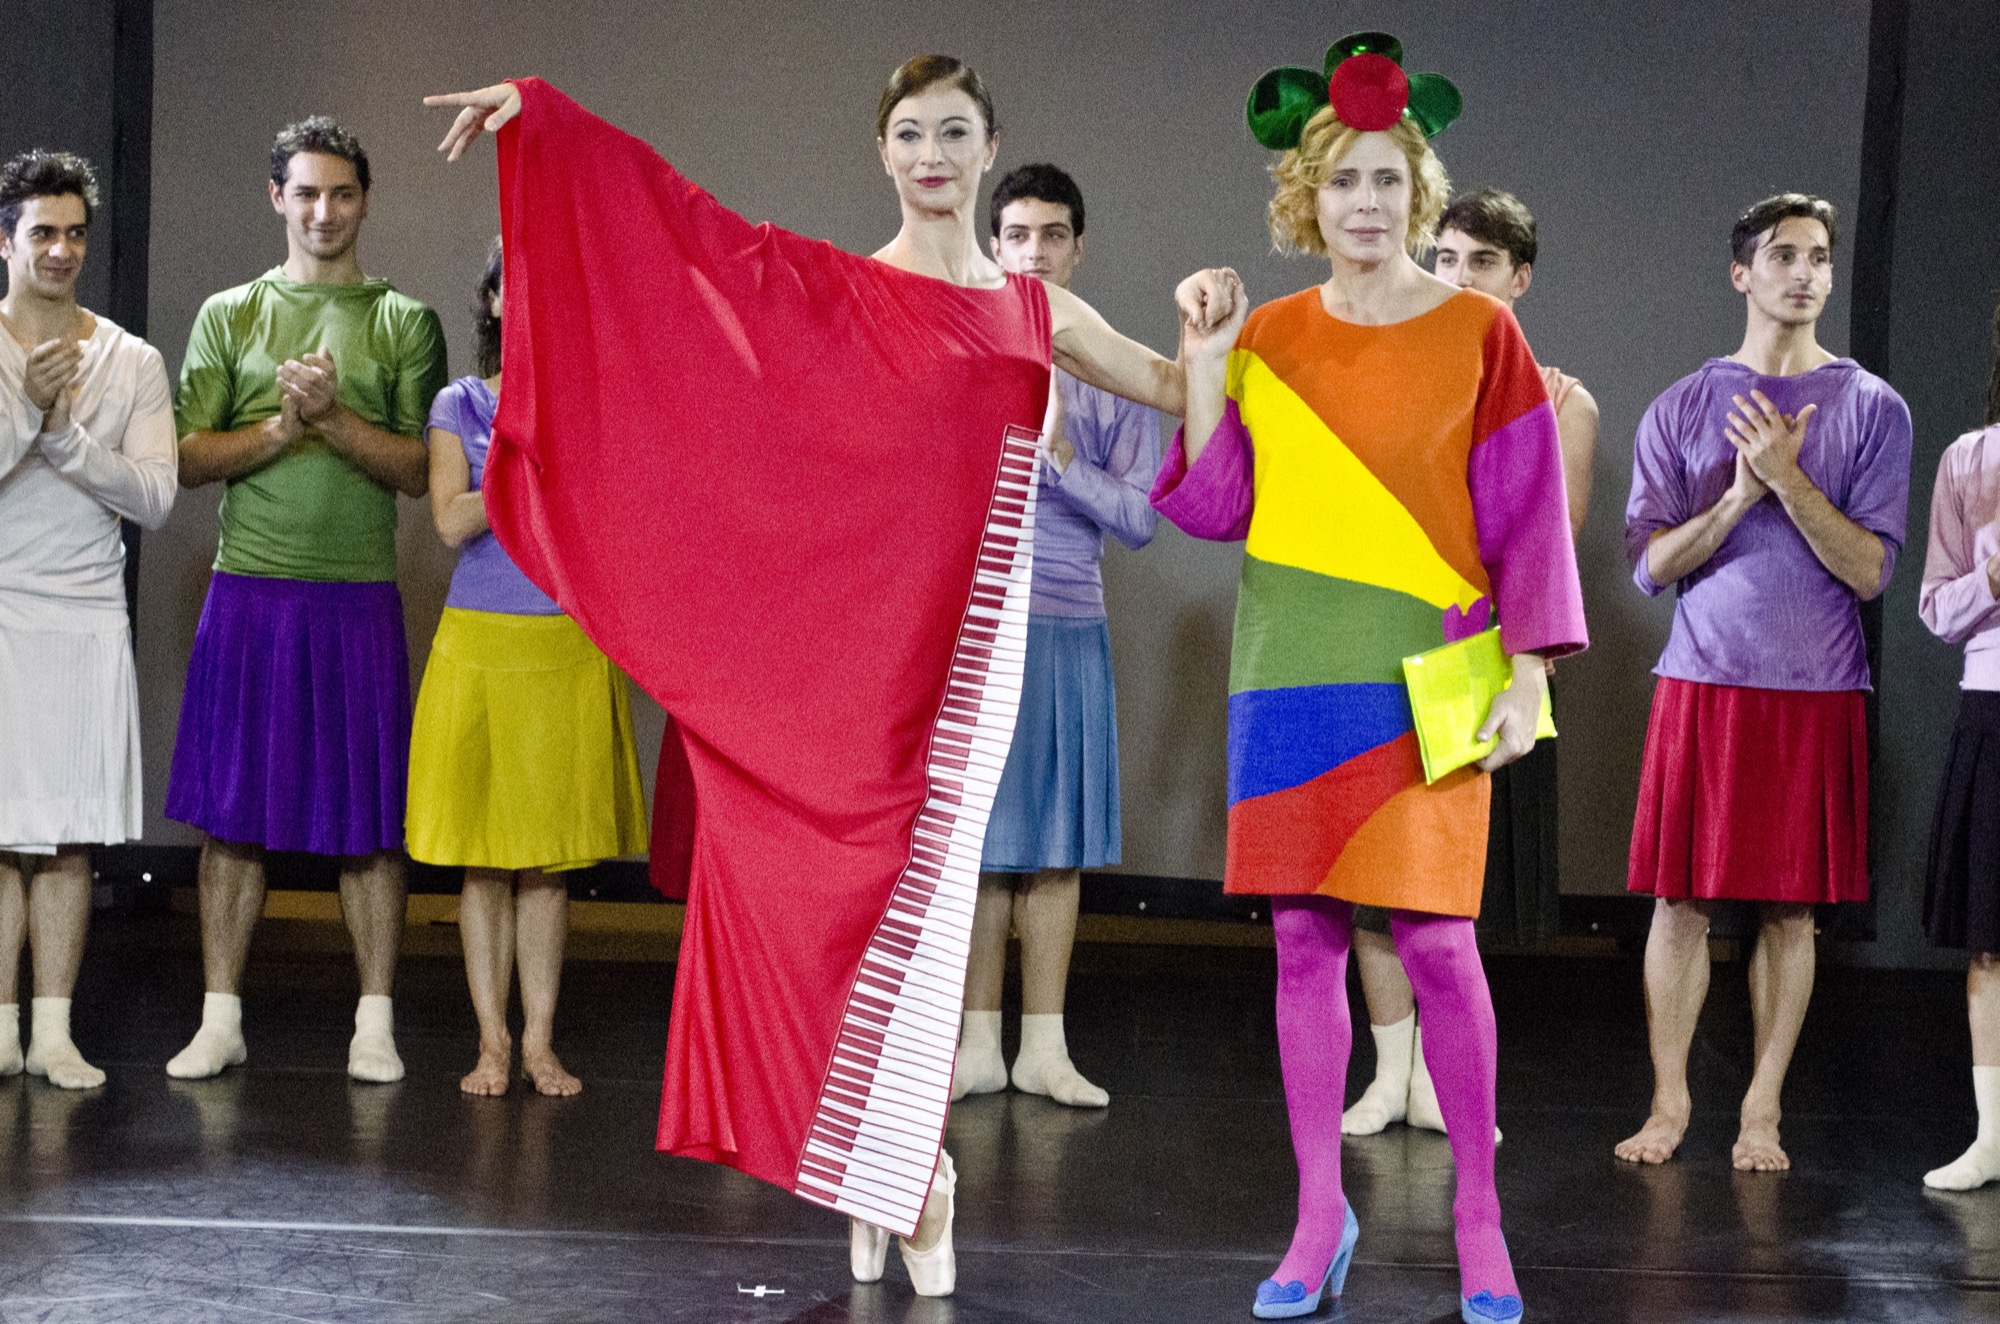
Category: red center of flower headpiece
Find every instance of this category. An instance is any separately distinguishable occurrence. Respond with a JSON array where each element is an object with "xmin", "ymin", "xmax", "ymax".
[{"xmin": 1328, "ymin": 52, "xmax": 1410, "ymax": 131}]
